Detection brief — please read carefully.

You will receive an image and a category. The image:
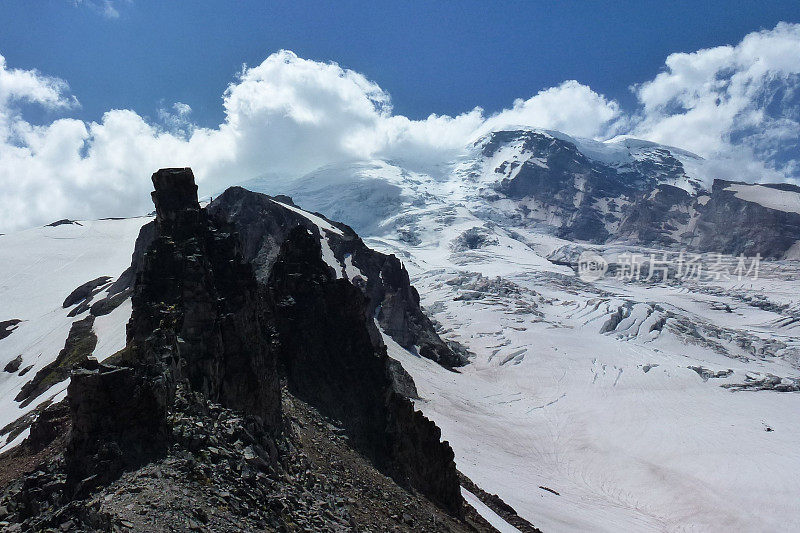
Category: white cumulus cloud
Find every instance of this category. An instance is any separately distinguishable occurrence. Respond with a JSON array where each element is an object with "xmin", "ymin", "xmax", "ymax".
[
  {"xmin": 631, "ymin": 22, "xmax": 800, "ymax": 182},
  {"xmin": 483, "ymin": 80, "xmax": 623, "ymax": 139},
  {"xmin": 1, "ymin": 23, "xmax": 800, "ymax": 232}
]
